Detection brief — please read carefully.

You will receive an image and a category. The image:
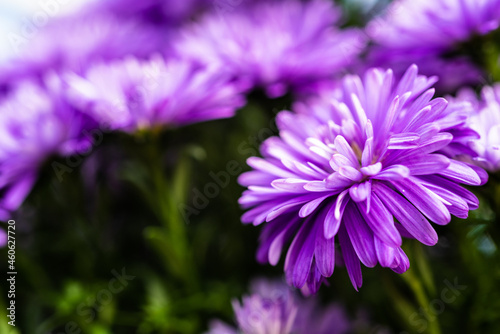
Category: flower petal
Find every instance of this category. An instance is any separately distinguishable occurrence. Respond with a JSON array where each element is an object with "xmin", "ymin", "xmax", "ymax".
[
  {"xmin": 374, "ymin": 165, "xmax": 410, "ymax": 181},
  {"xmin": 247, "ymin": 157, "xmax": 295, "ymax": 178},
  {"xmin": 405, "ymin": 154, "xmax": 450, "ymax": 175},
  {"xmin": 388, "ymin": 132, "xmax": 420, "ymax": 149},
  {"xmin": 334, "ymin": 135, "xmax": 359, "ymax": 166},
  {"xmin": 315, "ymin": 220, "xmax": 335, "ymax": 277},
  {"xmin": 339, "ymin": 224, "xmax": 363, "ymax": 290},
  {"xmin": 374, "ymin": 236, "xmax": 396, "ymax": 268},
  {"xmin": 299, "ymin": 195, "xmax": 331, "ymax": 218},
  {"xmin": 393, "ymin": 178, "xmax": 451, "ymax": 225},
  {"xmin": 357, "ymin": 192, "xmax": 402, "ymax": 247},
  {"xmin": 343, "ymin": 203, "xmax": 378, "ymax": 268},
  {"xmin": 439, "ymin": 160, "xmax": 486, "ymax": 186},
  {"xmin": 271, "ymin": 178, "xmax": 309, "ymax": 192},
  {"xmin": 284, "ymin": 218, "xmax": 316, "ymax": 288},
  {"xmin": 338, "ymin": 166, "xmax": 363, "ymax": 182},
  {"xmin": 374, "ymin": 182, "xmax": 438, "ymax": 246},
  {"xmin": 324, "ymin": 190, "xmax": 349, "ymax": 238},
  {"xmin": 349, "ymin": 181, "xmax": 371, "ymax": 203},
  {"xmin": 360, "ymin": 162, "xmax": 382, "ymax": 176}
]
